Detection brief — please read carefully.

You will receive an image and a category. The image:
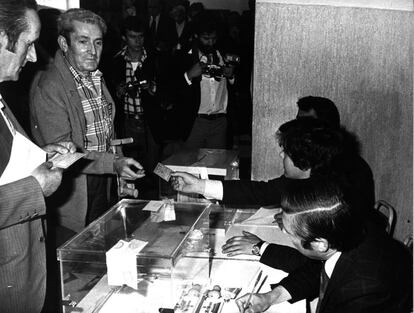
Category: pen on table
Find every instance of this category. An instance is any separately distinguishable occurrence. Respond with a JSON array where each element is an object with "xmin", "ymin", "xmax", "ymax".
[
  {"xmin": 256, "ymin": 275, "xmax": 268, "ymax": 293},
  {"xmin": 244, "ymin": 270, "xmax": 263, "ymax": 312}
]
